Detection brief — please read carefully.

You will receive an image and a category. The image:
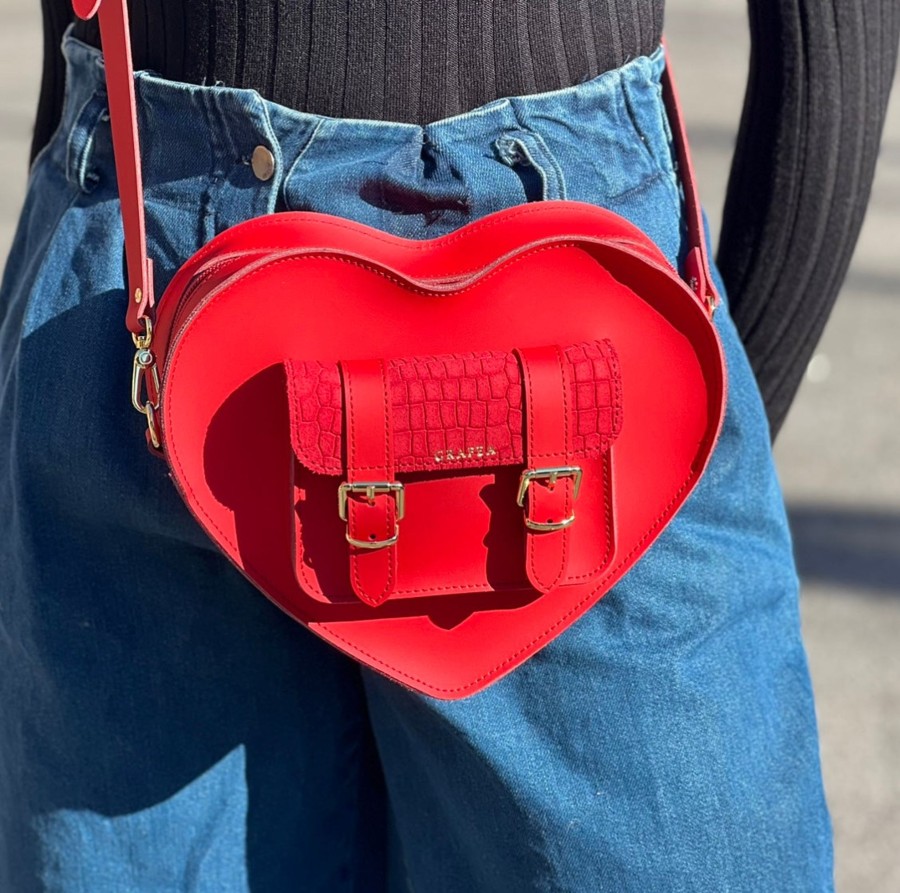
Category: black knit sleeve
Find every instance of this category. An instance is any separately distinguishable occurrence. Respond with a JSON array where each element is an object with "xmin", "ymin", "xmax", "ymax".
[{"xmin": 717, "ymin": 0, "xmax": 900, "ymax": 440}]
